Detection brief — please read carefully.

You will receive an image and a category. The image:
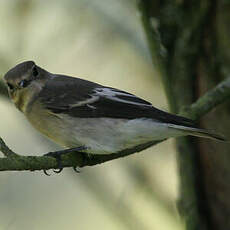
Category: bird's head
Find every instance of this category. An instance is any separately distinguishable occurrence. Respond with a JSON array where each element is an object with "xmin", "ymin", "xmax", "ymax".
[{"xmin": 4, "ymin": 61, "xmax": 48, "ymax": 112}]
